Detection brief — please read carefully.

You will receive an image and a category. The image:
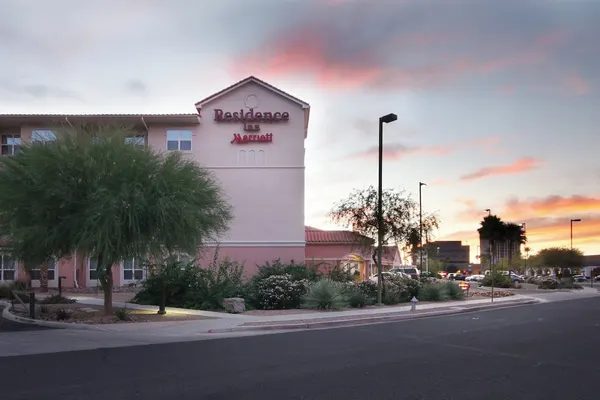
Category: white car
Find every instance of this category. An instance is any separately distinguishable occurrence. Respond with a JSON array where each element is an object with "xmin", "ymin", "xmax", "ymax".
[{"xmin": 466, "ymin": 274, "xmax": 485, "ymax": 282}]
